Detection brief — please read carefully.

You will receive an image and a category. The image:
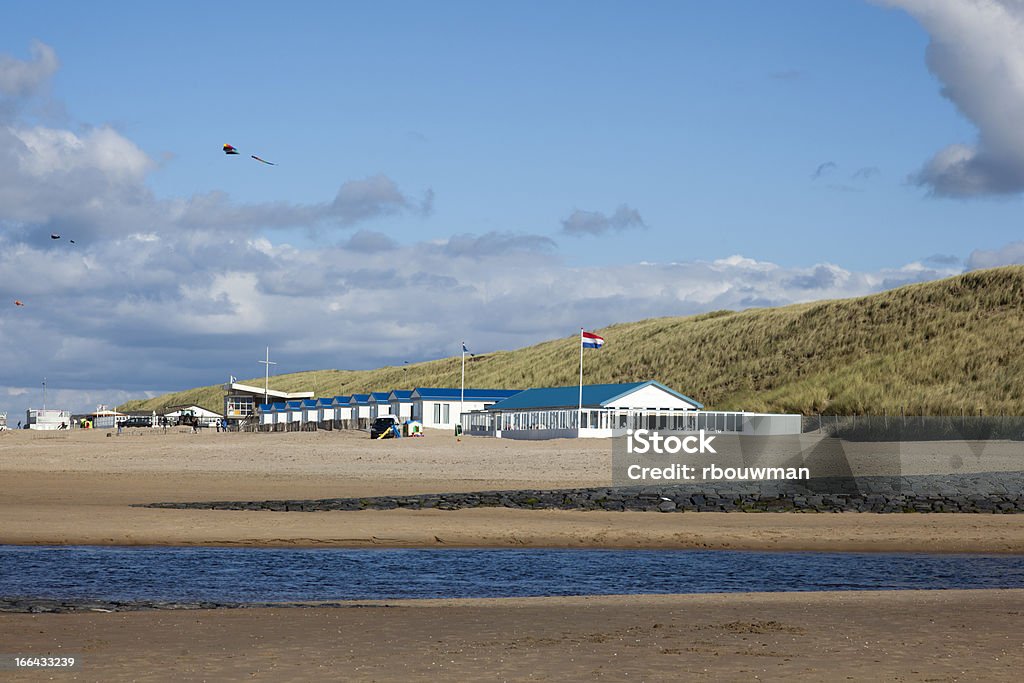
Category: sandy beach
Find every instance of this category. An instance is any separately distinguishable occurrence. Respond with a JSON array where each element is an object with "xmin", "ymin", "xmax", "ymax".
[
  {"xmin": 4, "ymin": 429, "xmax": 1024, "ymax": 680},
  {"xmin": 2, "ymin": 429, "xmax": 1024, "ymax": 552},
  {"xmin": 2, "ymin": 590, "xmax": 1022, "ymax": 681}
]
